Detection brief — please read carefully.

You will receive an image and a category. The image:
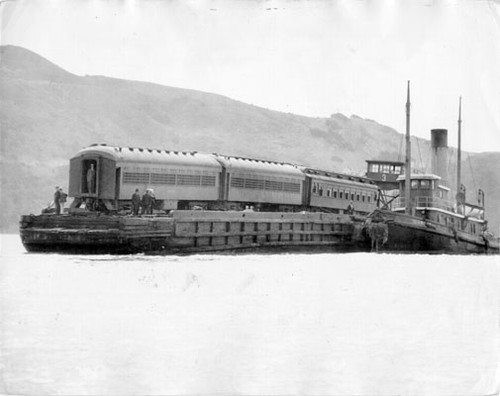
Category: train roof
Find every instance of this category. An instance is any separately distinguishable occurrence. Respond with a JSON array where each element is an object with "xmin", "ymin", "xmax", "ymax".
[
  {"xmin": 396, "ymin": 173, "xmax": 441, "ymax": 181},
  {"xmin": 73, "ymin": 145, "xmax": 222, "ymax": 169},
  {"xmin": 213, "ymin": 154, "xmax": 305, "ymax": 178},
  {"xmin": 301, "ymin": 167, "xmax": 377, "ymax": 187}
]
